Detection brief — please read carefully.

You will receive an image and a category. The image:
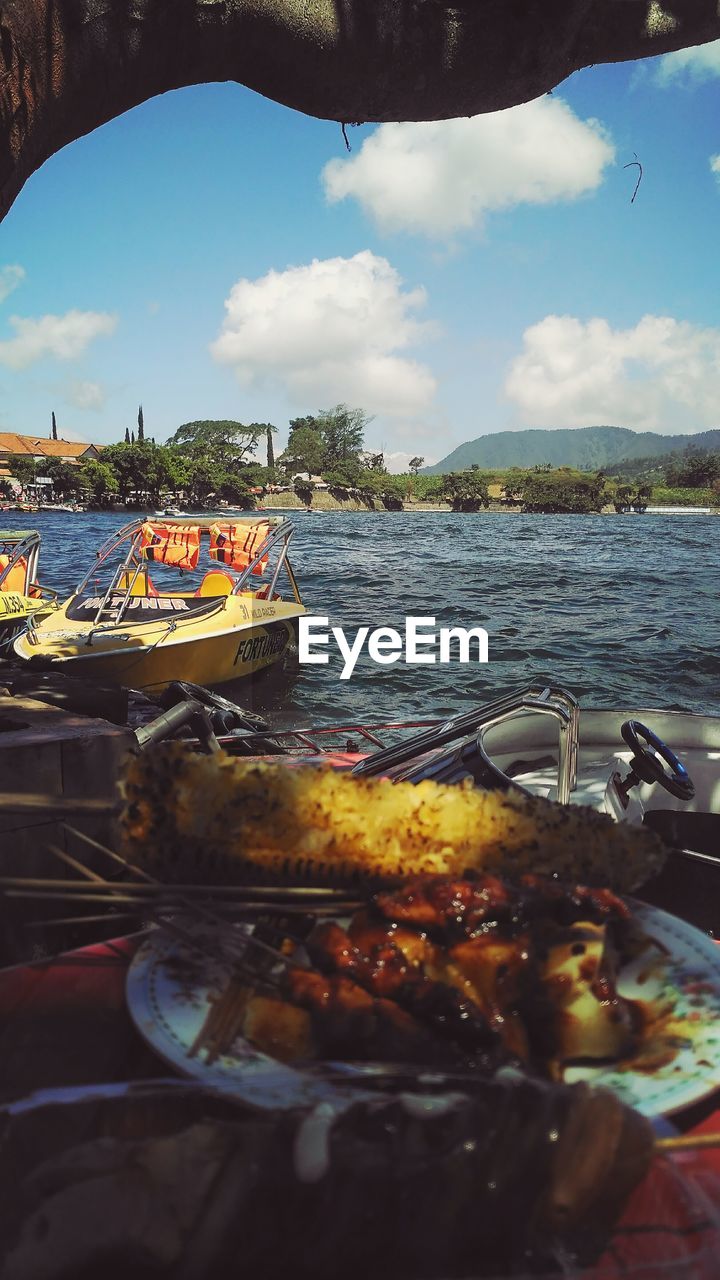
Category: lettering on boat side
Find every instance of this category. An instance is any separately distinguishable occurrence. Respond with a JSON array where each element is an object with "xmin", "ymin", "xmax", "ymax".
[
  {"xmin": 233, "ymin": 627, "xmax": 289, "ymax": 666},
  {"xmin": 299, "ymin": 616, "xmax": 489, "ymax": 681},
  {"xmin": 75, "ymin": 596, "xmax": 191, "ymax": 612},
  {"xmin": 0, "ymin": 593, "xmax": 26, "ymax": 616}
]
